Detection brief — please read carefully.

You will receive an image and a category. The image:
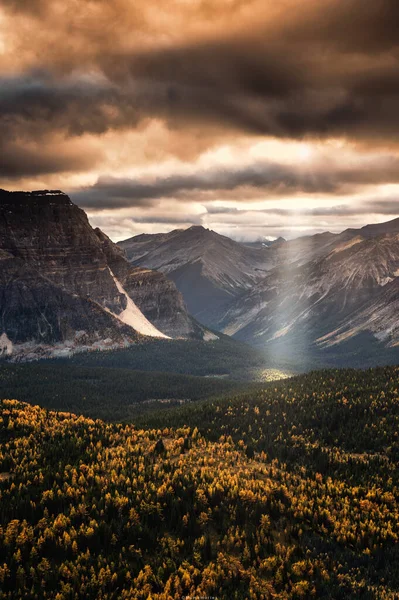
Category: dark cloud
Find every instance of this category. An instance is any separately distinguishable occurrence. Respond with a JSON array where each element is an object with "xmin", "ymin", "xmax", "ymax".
[
  {"xmin": 117, "ymin": 27, "xmax": 399, "ymax": 142},
  {"xmin": 2, "ymin": 0, "xmax": 399, "ymax": 150},
  {"xmin": 206, "ymin": 201, "xmax": 399, "ymax": 219},
  {"xmin": 0, "ymin": 140, "xmax": 99, "ymax": 178},
  {"xmin": 2, "ymin": 0, "xmax": 399, "ymax": 201},
  {"xmin": 132, "ymin": 215, "xmax": 203, "ymax": 226},
  {"xmin": 0, "ymin": 74, "xmax": 141, "ymax": 138},
  {"xmin": 71, "ymin": 164, "xmax": 329, "ymax": 209},
  {"xmin": 305, "ymin": 201, "xmax": 399, "ymax": 217},
  {"xmin": 71, "ymin": 156, "xmax": 399, "ymax": 209}
]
